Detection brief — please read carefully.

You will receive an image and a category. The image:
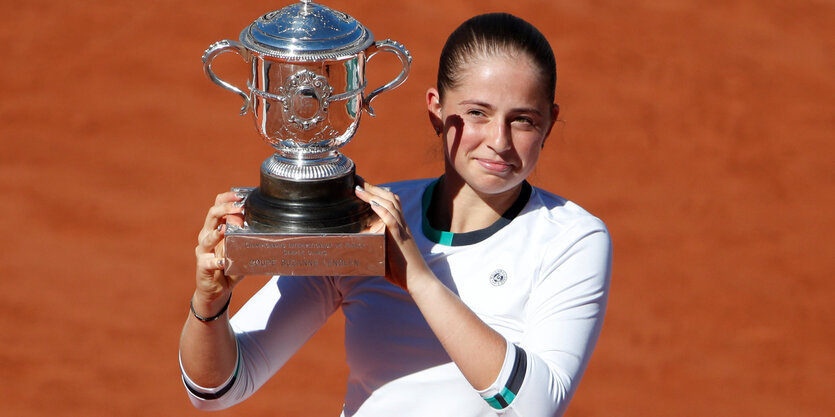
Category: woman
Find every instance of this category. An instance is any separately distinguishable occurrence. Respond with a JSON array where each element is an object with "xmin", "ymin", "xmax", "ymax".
[{"xmin": 180, "ymin": 13, "xmax": 611, "ymax": 417}]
